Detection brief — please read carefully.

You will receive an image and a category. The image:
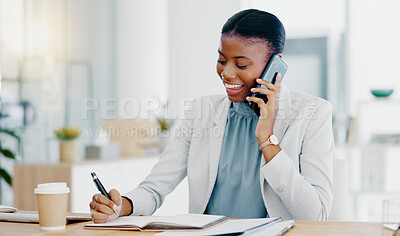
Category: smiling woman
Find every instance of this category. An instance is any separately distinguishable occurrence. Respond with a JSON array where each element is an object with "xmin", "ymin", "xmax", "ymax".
[
  {"xmin": 217, "ymin": 36, "xmax": 268, "ymax": 100},
  {"xmin": 217, "ymin": 10, "xmax": 285, "ymax": 103},
  {"xmin": 89, "ymin": 9, "xmax": 334, "ymax": 222}
]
